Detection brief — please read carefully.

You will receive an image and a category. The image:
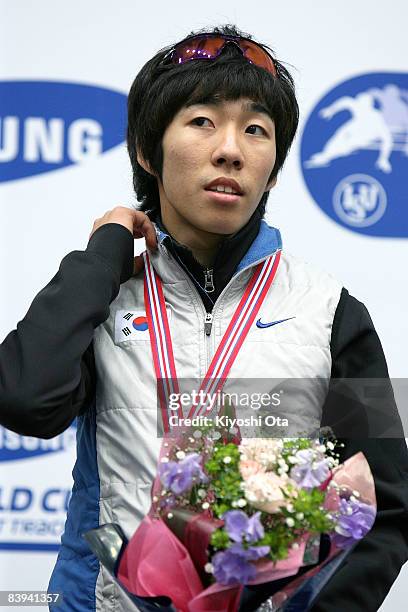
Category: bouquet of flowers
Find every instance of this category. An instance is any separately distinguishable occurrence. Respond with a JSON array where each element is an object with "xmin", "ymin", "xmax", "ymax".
[{"xmin": 84, "ymin": 422, "xmax": 376, "ymax": 612}]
